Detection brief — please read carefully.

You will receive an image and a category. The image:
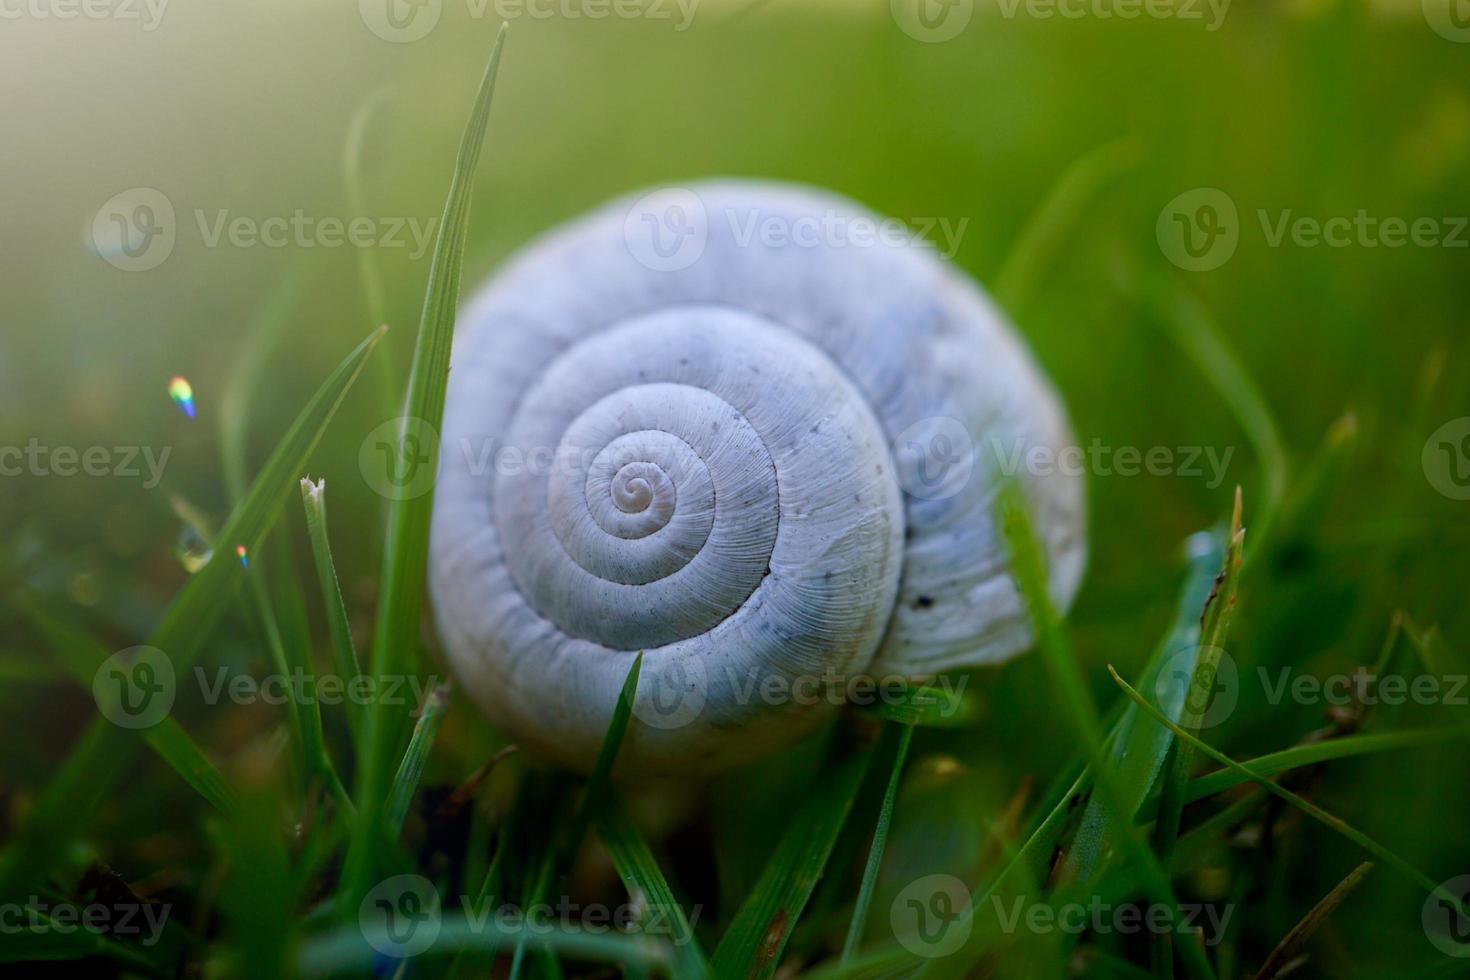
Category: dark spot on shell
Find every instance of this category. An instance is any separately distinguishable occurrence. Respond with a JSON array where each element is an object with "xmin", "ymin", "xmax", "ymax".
[{"xmin": 913, "ymin": 595, "xmax": 935, "ymax": 609}]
